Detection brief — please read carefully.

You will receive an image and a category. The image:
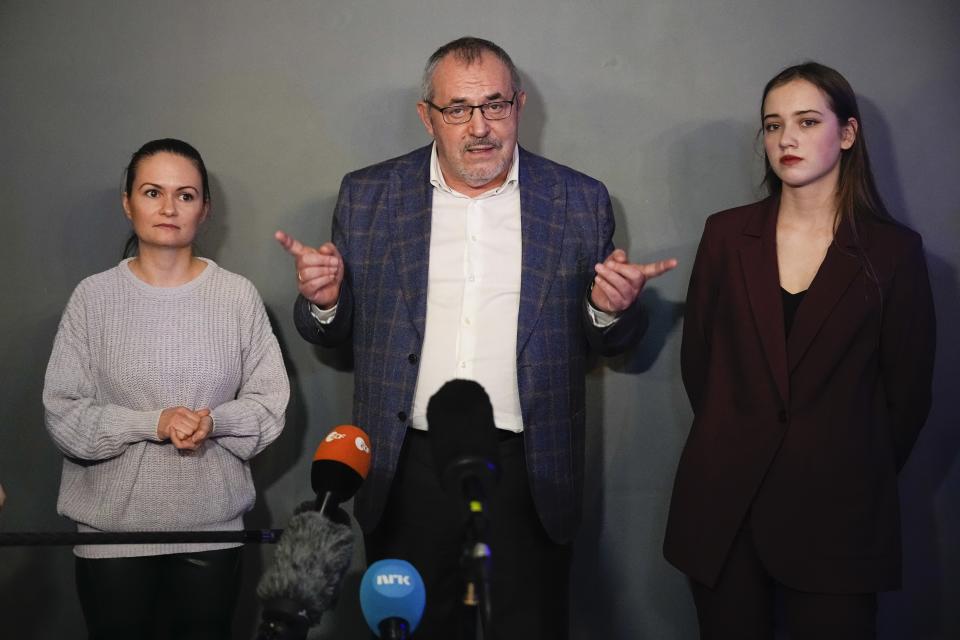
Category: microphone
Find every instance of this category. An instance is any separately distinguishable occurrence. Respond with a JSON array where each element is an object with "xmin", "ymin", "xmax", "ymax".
[
  {"xmin": 359, "ymin": 559, "xmax": 426, "ymax": 639},
  {"xmin": 426, "ymin": 379, "xmax": 500, "ymax": 635},
  {"xmin": 426, "ymin": 379, "xmax": 500, "ymax": 509},
  {"xmin": 254, "ymin": 509, "xmax": 354, "ymax": 640},
  {"xmin": 255, "ymin": 427, "xmax": 371, "ymax": 639},
  {"xmin": 312, "ymin": 425, "xmax": 371, "ymax": 514}
]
